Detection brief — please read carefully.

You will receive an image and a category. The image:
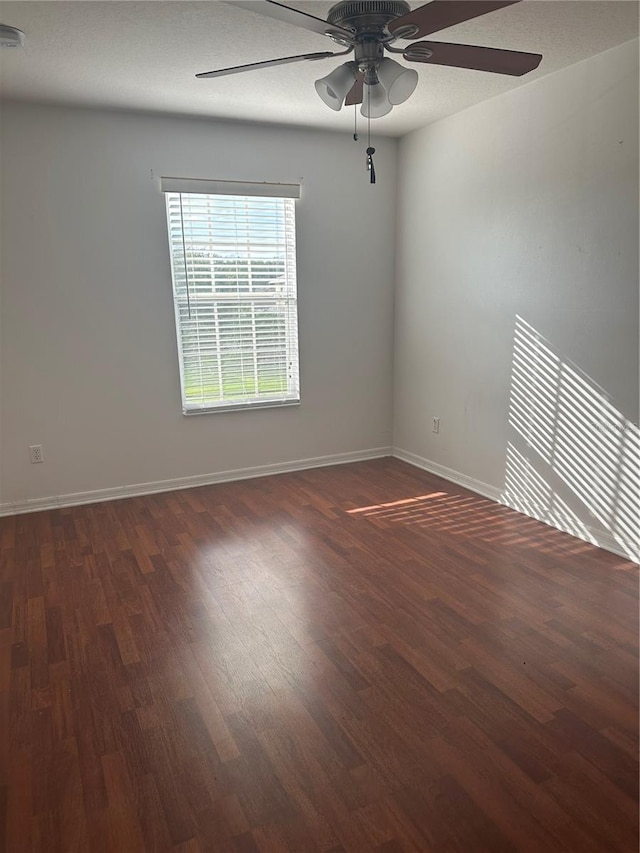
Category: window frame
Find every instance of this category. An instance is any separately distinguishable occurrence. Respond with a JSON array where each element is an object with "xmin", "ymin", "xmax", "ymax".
[{"xmin": 162, "ymin": 178, "xmax": 301, "ymax": 416}]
